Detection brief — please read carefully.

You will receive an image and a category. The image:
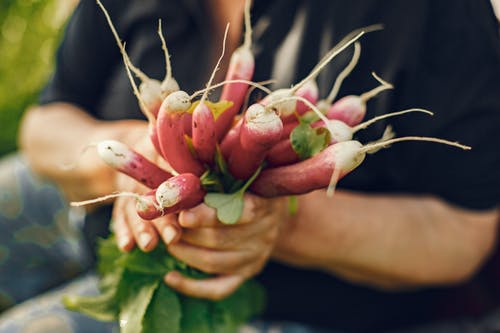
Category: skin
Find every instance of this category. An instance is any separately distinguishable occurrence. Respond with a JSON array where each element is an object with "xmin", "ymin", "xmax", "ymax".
[{"xmin": 19, "ymin": 0, "xmax": 500, "ymax": 302}]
